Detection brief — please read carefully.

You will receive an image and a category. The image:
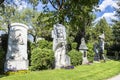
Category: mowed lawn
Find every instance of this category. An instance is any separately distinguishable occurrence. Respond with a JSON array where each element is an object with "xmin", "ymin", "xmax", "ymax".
[{"xmin": 0, "ymin": 60, "xmax": 120, "ymax": 80}]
